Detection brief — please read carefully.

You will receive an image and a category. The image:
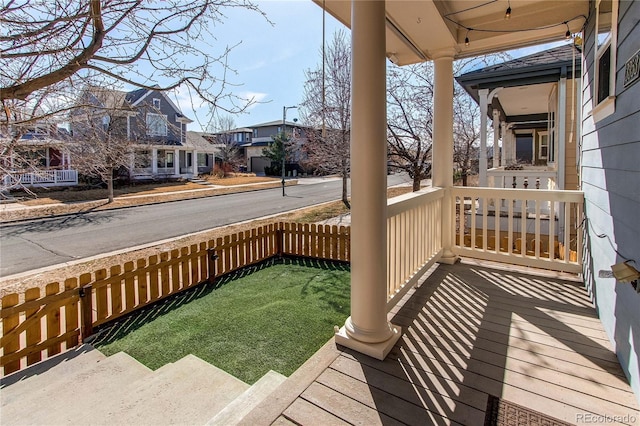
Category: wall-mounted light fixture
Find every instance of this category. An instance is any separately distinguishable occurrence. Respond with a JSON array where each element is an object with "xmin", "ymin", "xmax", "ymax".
[{"xmin": 611, "ymin": 261, "xmax": 640, "ymax": 283}]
